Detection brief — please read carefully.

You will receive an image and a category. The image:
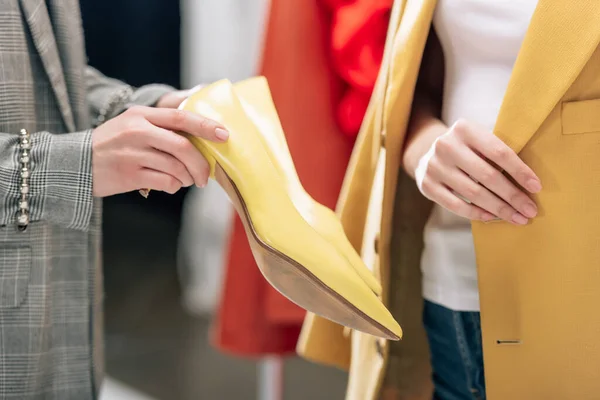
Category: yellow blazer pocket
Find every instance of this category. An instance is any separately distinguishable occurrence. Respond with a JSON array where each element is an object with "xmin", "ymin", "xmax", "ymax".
[
  {"xmin": 0, "ymin": 246, "xmax": 32, "ymax": 308},
  {"xmin": 562, "ymin": 98, "xmax": 600, "ymax": 135}
]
